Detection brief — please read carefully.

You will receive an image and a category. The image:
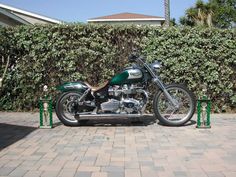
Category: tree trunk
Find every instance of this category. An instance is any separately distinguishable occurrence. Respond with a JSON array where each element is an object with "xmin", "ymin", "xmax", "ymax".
[
  {"xmin": 0, "ymin": 55, "xmax": 10, "ymax": 88},
  {"xmin": 207, "ymin": 11, "xmax": 213, "ymax": 27},
  {"xmin": 164, "ymin": 0, "xmax": 170, "ymax": 27}
]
